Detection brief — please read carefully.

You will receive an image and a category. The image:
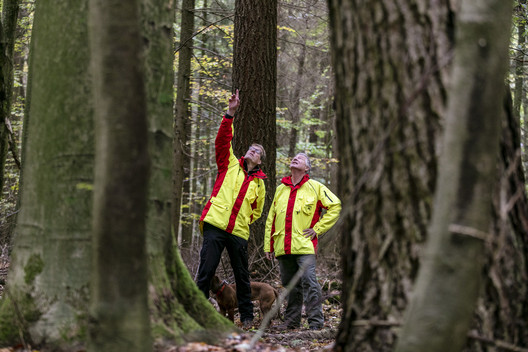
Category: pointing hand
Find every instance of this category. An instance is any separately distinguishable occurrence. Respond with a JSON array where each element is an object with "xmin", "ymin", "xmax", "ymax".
[{"xmin": 227, "ymin": 89, "xmax": 240, "ymax": 116}]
